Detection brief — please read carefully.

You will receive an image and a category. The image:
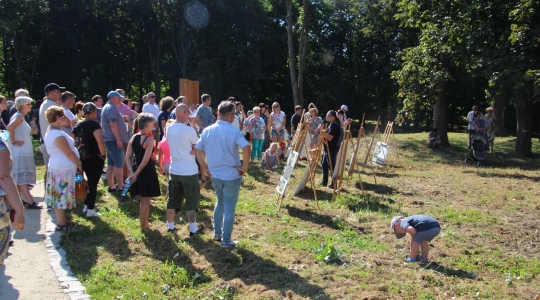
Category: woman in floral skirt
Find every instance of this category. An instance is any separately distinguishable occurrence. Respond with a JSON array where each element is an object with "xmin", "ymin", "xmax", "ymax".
[{"xmin": 44, "ymin": 106, "xmax": 82, "ymax": 231}]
